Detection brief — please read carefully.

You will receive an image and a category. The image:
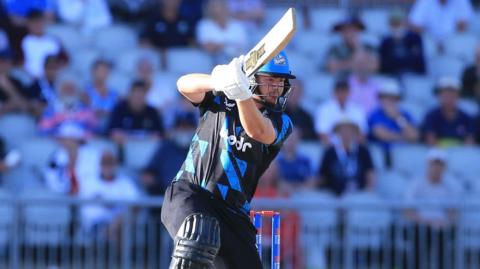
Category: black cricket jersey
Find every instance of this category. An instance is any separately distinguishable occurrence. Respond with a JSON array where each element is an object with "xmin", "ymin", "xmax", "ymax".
[{"xmin": 173, "ymin": 92, "xmax": 293, "ymax": 215}]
